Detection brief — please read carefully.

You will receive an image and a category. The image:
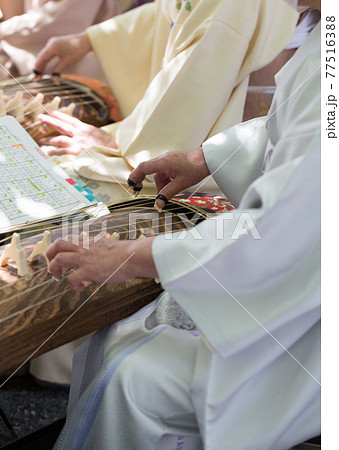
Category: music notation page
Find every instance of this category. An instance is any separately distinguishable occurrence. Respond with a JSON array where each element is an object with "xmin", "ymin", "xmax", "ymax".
[{"xmin": 0, "ymin": 116, "xmax": 97, "ymax": 232}]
